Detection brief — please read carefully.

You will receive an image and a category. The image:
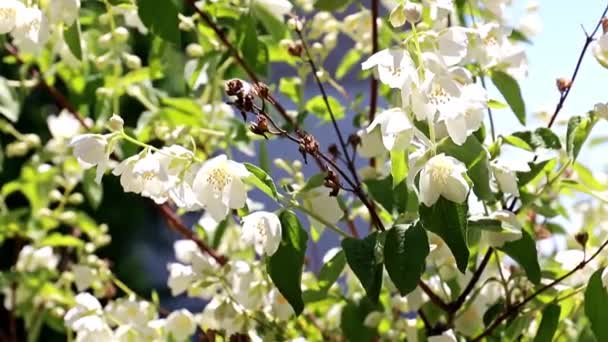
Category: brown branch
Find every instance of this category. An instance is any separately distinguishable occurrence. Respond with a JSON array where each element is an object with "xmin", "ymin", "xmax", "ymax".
[
  {"xmin": 185, "ymin": 0, "xmax": 296, "ymax": 129},
  {"xmin": 472, "ymin": 238, "xmax": 608, "ymax": 341},
  {"xmin": 449, "ymin": 248, "xmax": 493, "ymax": 313},
  {"xmin": 418, "ymin": 280, "xmax": 451, "ymax": 312},
  {"xmin": 369, "ymin": 0, "xmax": 379, "ymax": 167}
]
